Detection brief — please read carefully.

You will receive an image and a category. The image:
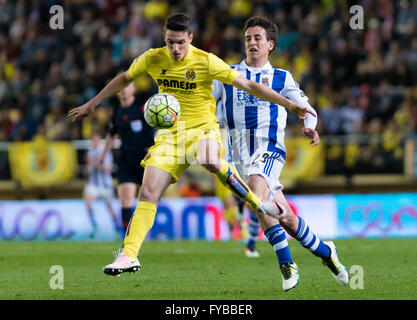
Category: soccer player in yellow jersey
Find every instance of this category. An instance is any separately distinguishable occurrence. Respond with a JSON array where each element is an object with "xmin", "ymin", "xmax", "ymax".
[{"xmin": 68, "ymin": 13, "xmax": 315, "ymax": 276}]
